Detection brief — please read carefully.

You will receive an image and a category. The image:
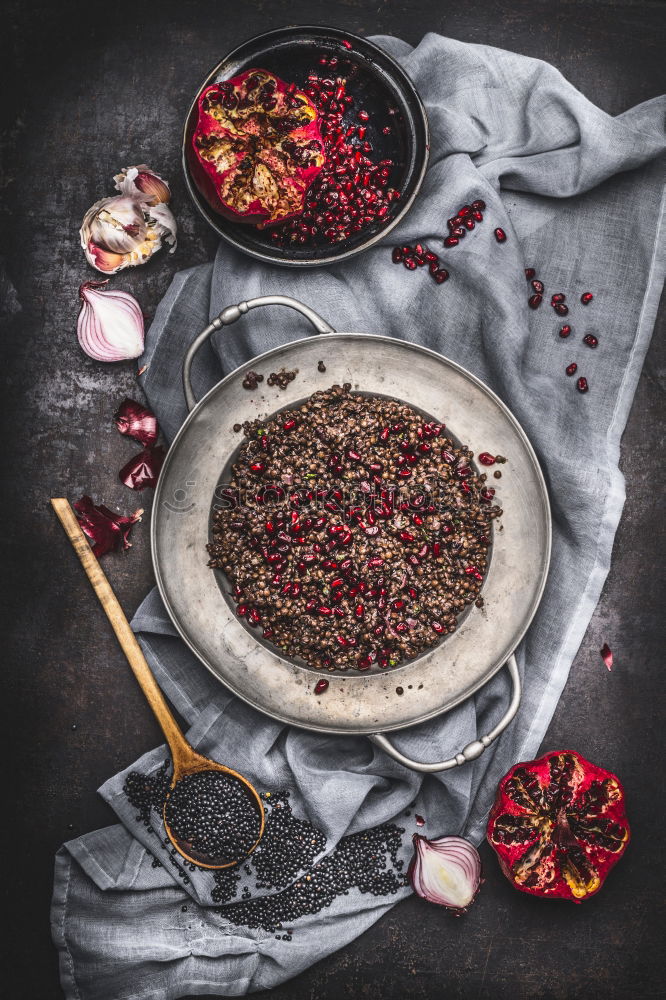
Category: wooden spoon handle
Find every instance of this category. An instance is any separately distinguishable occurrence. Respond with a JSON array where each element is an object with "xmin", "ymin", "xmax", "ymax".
[{"xmin": 51, "ymin": 498, "xmax": 189, "ymax": 765}]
